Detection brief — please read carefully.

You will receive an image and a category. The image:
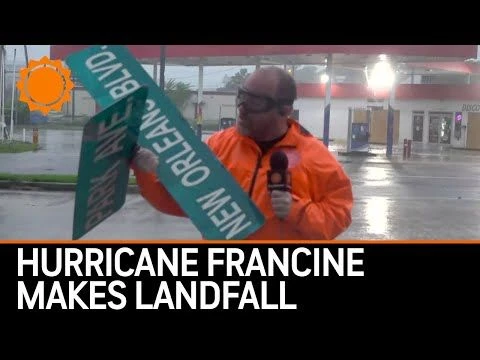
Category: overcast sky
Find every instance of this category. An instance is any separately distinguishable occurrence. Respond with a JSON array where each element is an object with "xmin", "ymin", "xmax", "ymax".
[{"xmin": 4, "ymin": 45, "xmax": 255, "ymax": 90}]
